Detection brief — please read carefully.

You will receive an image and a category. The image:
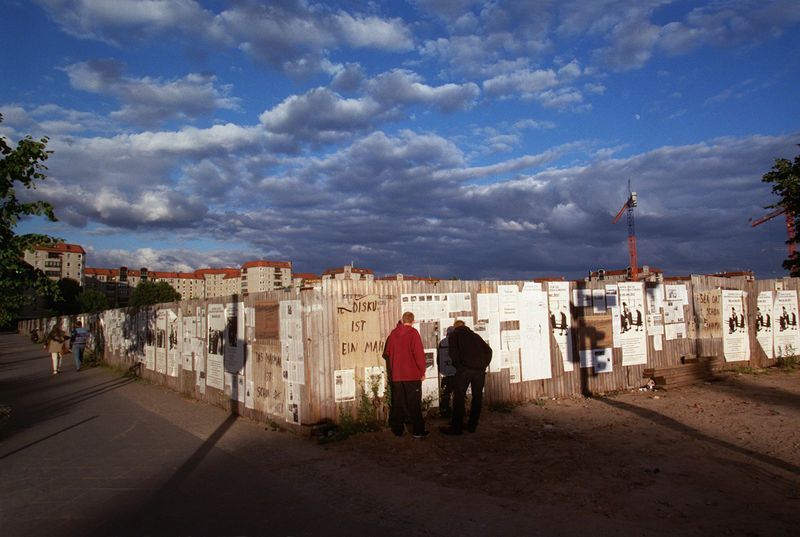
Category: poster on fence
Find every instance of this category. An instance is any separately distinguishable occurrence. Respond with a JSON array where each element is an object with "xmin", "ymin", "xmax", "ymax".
[
  {"xmin": 756, "ymin": 291, "xmax": 774, "ymax": 359},
  {"xmin": 166, "ymin": 310, "xmax": 179, "ymax": 377},
  {"xmin": 773, "ymin": 290, "xmax": 800, "ymax": 359},
  {"xmin": 224, "ymin": 301, "xmax": 244, "ymax": 374},
  {"xmin": 722, "ymin": 290, "xmax": 749, "ymax": 362},
  {"xmin": 617, "ymin": 282, "xmax": 647, "ymax": 365},
  {"xmin": 334, "ymin": 369, "xmax": 356, "ymax": 402},
  {"xmin": 520, "ymin": 286, "xmax": 552, "ymax": 381},
  {"xmin": 475, "ymin": 293, "xmax": 501, "ymax": 373},
  {"xmin": 206, "ymin": 304, "xmax": 225, "ymax": 390},
  {"xmin": 548, "ymin": 282, "xmax": 573, "ymax": 371},
  {"xmin": 155, "ymin": 309, "xmax": 167, "ymax": 374}
]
